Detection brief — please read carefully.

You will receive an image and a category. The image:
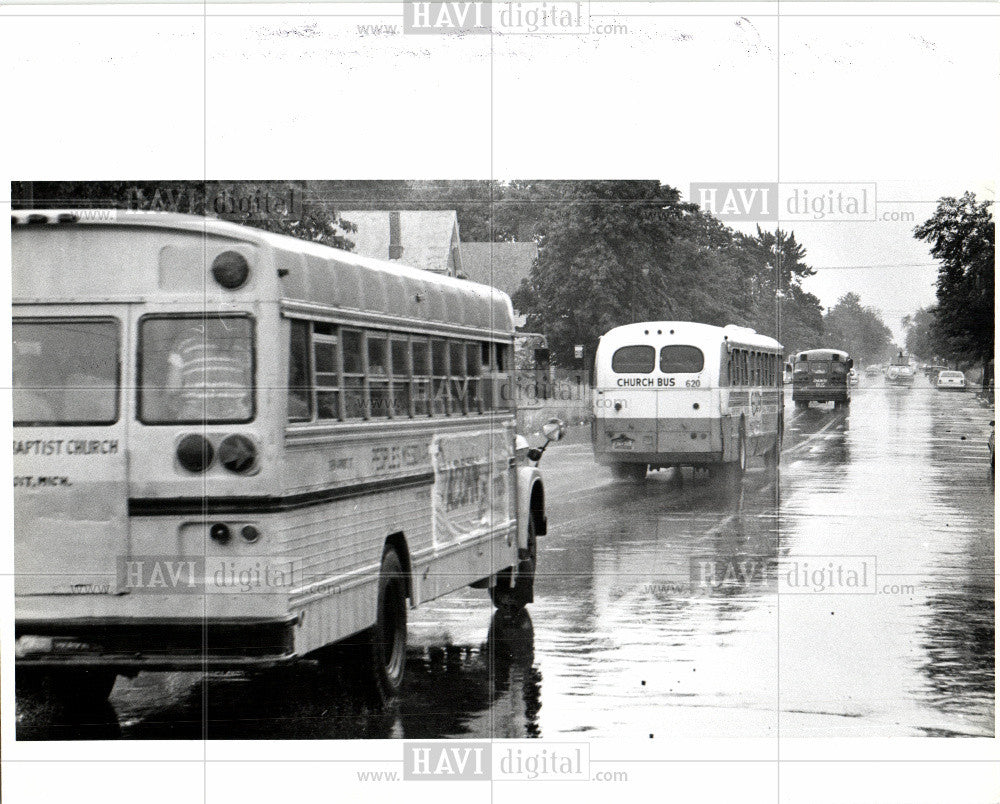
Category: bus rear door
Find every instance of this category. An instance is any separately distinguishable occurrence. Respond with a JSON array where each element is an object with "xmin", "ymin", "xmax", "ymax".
[{"xmin": 14, "ymin": 311, "xmax": 130, "ymax": 597}]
